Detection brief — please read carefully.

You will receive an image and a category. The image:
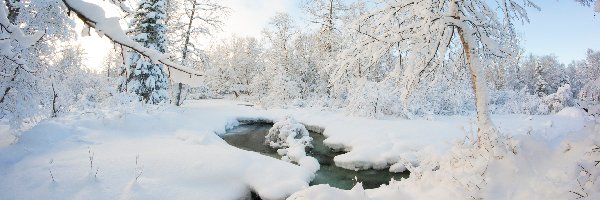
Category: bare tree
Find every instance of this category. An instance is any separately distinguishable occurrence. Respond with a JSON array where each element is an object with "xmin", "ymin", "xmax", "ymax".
[{"xmin": 166, "ymin": 0, "xmax": 228, "ymax": 106}]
